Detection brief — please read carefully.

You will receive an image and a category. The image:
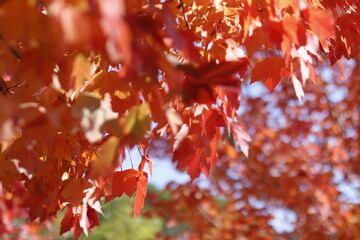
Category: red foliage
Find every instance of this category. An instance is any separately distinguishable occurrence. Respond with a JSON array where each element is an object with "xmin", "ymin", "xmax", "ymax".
[{"xmin": 0, "ymin": 0, "xmax": 359, "ymax": 239}]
